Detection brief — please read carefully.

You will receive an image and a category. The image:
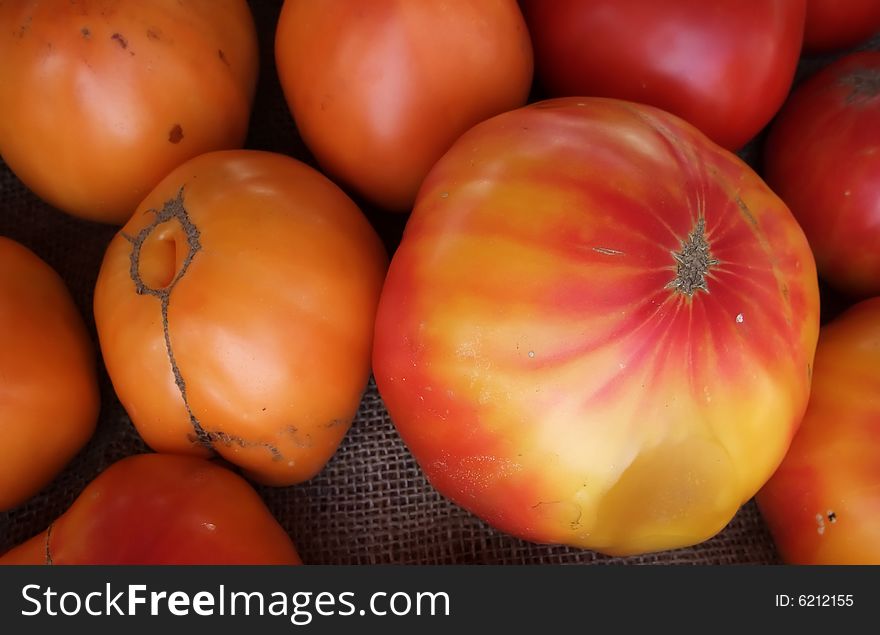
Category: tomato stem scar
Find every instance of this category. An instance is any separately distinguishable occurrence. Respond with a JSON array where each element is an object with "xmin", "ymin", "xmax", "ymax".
[
  {"xmin": 666, "ymin": 217, "xmax": 718, "ymax": 296},
  {"xmin": 841, "ymin": 67, "xmax": 880, "ymax": 103}
]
